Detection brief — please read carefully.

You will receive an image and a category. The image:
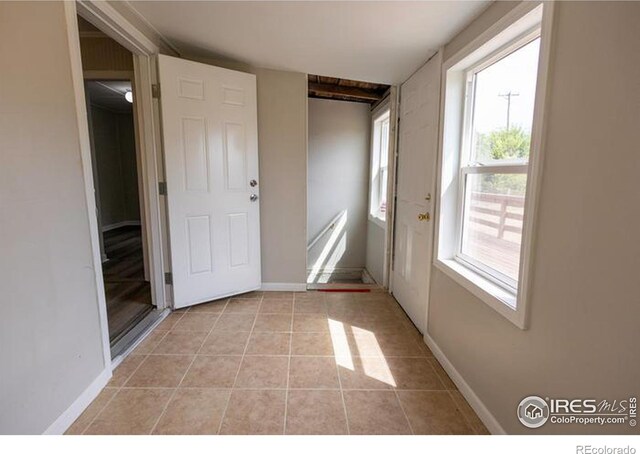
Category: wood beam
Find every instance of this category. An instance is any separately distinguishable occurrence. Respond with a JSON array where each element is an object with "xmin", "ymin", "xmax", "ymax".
[{"xmin": 308, "ymin": 82, "xmax": 383, "ymax": 102}]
